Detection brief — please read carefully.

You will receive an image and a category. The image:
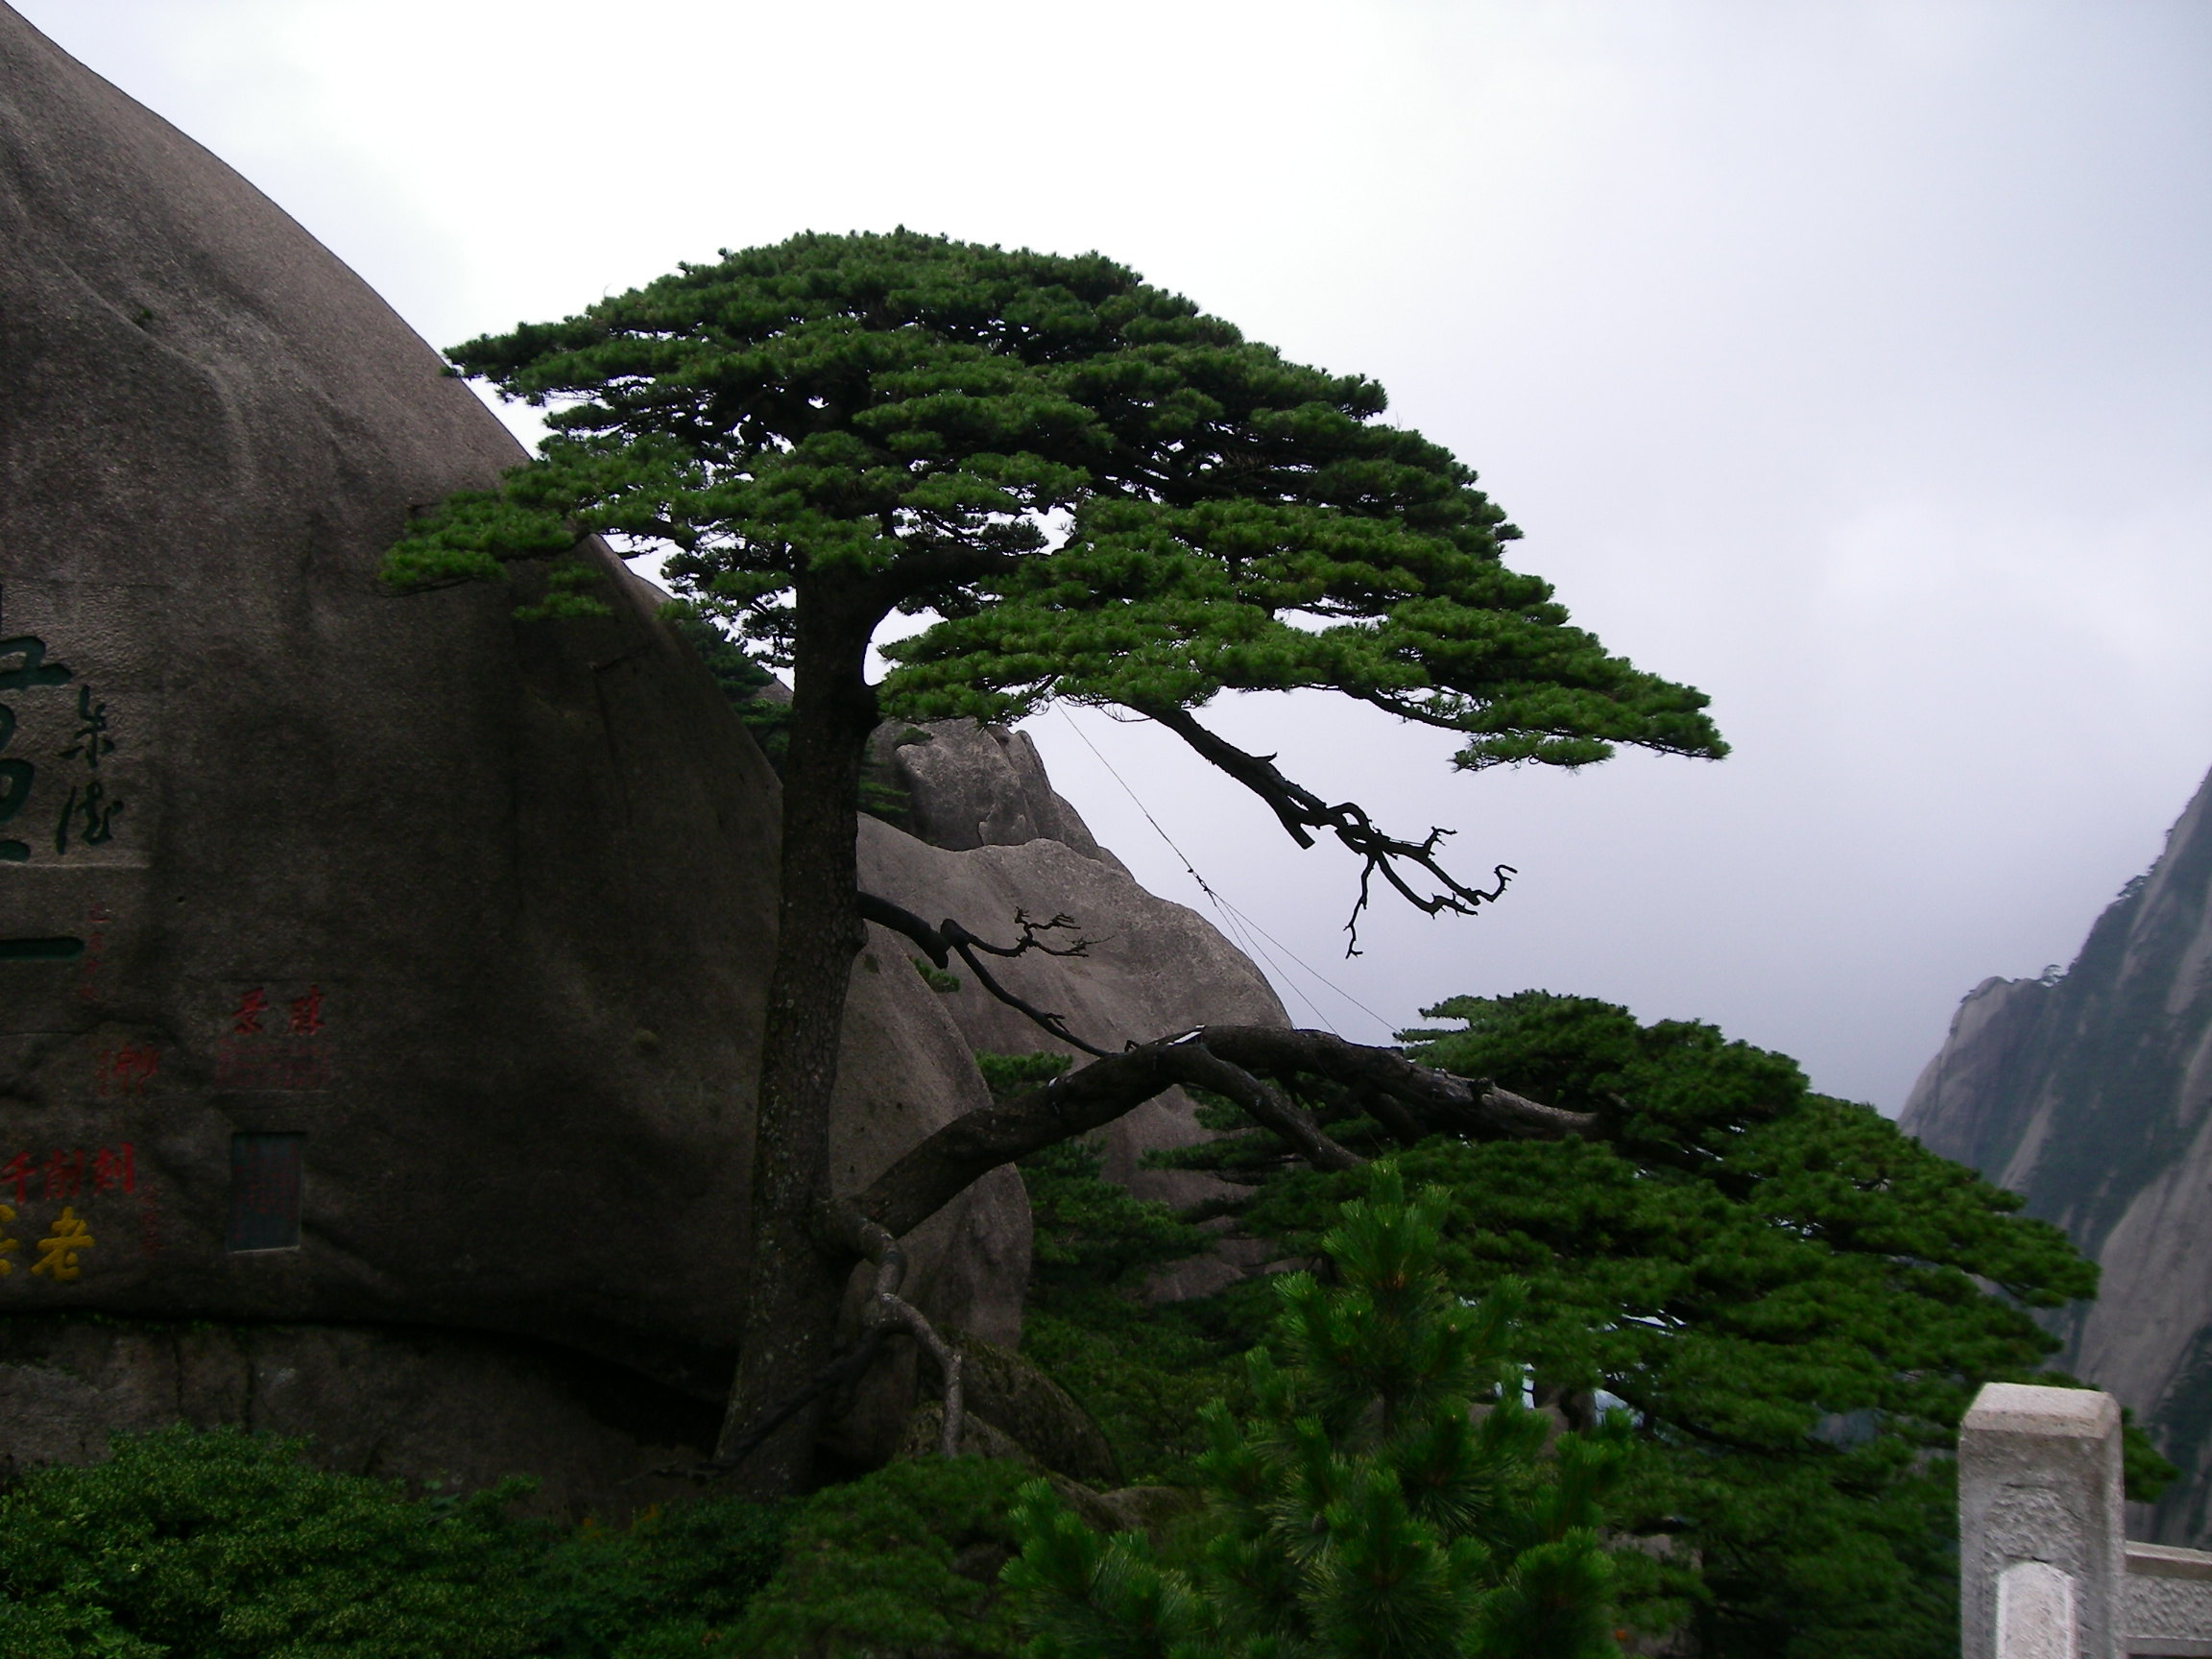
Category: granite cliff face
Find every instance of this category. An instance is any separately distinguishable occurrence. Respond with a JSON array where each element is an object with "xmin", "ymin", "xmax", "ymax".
[
  {"xmin": 0, "ymin": 1, "xmax": 1030, "ymax": 1504},
  {"xmin": 0, "ymin": 5, "xmax": 1287, "ymax": 1509},
  {"xmin": 854, "ymin": 719, "xmax": 1290, "ymax": 1299},
  {"xmin": 1901, "ymin": 762, "xmax": 2212, "ymax": 1543}
]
